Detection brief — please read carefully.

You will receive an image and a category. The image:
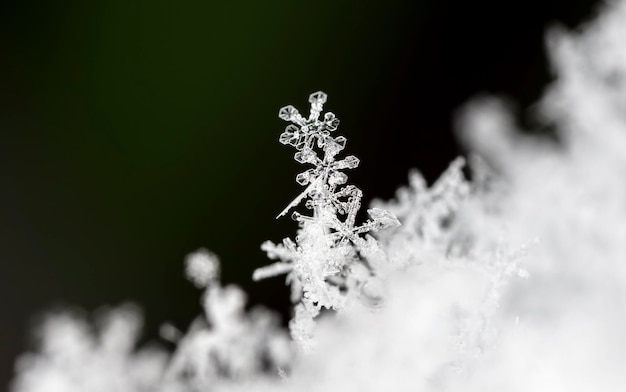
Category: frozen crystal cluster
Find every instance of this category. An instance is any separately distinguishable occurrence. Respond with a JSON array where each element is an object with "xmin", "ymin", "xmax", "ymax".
[
  {"xmin": 253, "ymin": 91, "xmax": 400, "ymax": 349},
  {"xmin": 11, "ymin": 1, "xmax": 626, "ymax": 390}
]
